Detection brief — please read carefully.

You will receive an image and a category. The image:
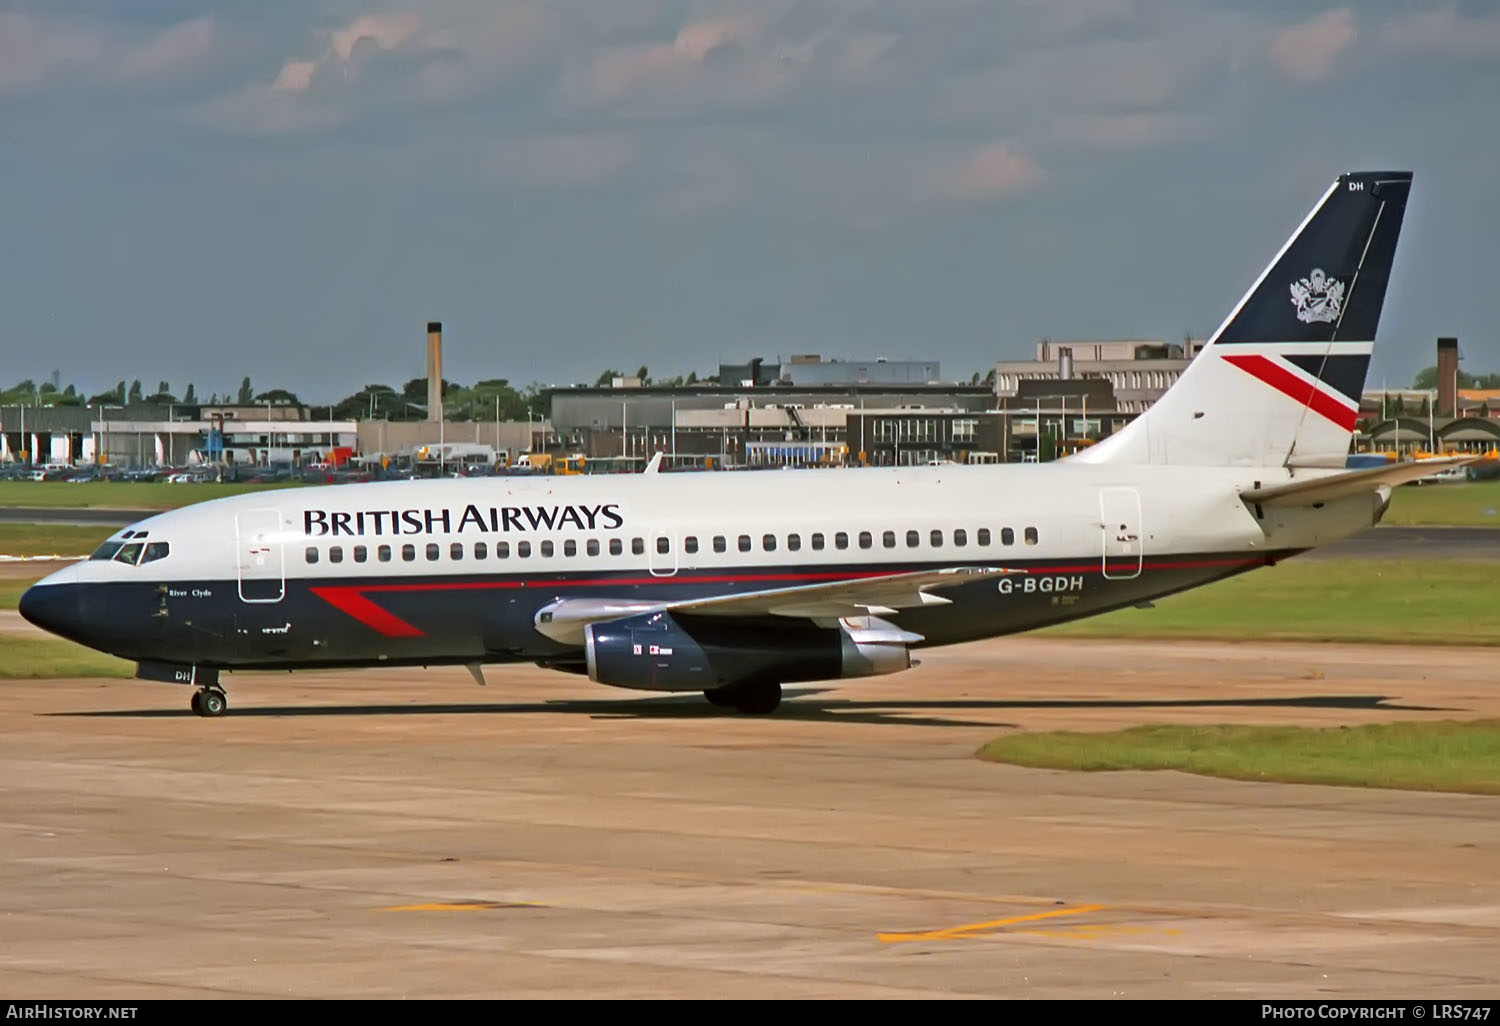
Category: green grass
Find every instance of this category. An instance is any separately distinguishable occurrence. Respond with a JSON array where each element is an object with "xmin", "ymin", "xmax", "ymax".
[
  {"xmin": 0, "ymin": 636, "xmax": 133, "ymax": 678},
  {"xmin": 978, "ymin": 721, "xmax": 1500, "ymax": 795},
  {"xmin": 1043, "ymin": 558, "xmax": 1500, "ymax": 646},
  {"xmin": 0, "ymin": 580, "xmax": 36, "ymax": 609},
  {"xmin": 1385, "ymin": 480, "xmax": 1500, "ymax": 526},
  {"xmin": 0, "ymin": 480, "xmax": 306, "ymax": 510},
  {"xmin": 0, "ymin": 523, "xmax": 115, "ymax": 556}
]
